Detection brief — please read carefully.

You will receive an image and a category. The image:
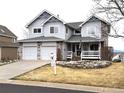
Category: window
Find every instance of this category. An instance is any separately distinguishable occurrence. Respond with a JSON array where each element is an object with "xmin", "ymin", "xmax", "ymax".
[
  {"xmin": 33, "ymin": 28, "xmax": 41, "ymax": 33},
  {"xmin": 50, "ymin": 26, "xmax": 58, "ymax": 33},
  {"xmin": 88, "ymin": 27, "xmax": 96, "ymax": 35},
  {"xmin": 74, "ymin": 30, "xmax": 81, "ymax": 35},
  {"xmin": 83, "ymin": 43, "xmax": 89, "ymax": 51},
  {"xmin": 50, "ymin": 27, "xmax": 54, "ymax": 33},
  {"xmin": 90, "ymin": 44, "xmax": 99, "ymax": 51},
  {"xmin": 12, "ymin": 38, "xmax": 16, "ymax": 43},
  {"xmin": 88, "ymin": 30, "xmax": 95, "ymax": 35},
  {"xmin": 54, "ymin": 27, "xmax": 58, "ymax": 33}
]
